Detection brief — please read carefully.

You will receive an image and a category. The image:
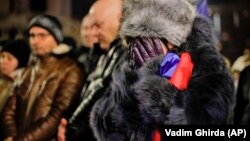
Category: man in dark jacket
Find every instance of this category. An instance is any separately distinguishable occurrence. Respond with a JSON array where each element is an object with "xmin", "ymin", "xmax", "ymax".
[
  {"xmin": 1, "ymin": 14, "xmax": 83, "ymax": 141},
  {"xmin": 76, "ymin": 14, "xmax": 105, "ymax": 78},
  {"xmin": 90, "ymin": 0, "xmax": 235, "ymax": 141},
  {"xmin": 234, "ymin": 65, "xmax": 250, "ymax": 125},
  {"xmin": 57, "ymin": 0, "xmax": 125, "ymax": 141}
]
